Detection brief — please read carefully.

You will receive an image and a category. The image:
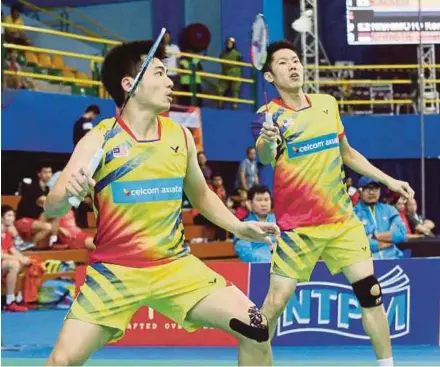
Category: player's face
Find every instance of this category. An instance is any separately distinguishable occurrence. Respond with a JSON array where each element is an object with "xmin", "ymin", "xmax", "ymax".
[
  {"xmin": 360, "ymin": 184, "xmax": 380, "ymax": 204},
  {"xmin": 131, "ymin": 58, "xmax": 174, "ymax": 113},
  {"xmin": 38, "ymin": 167, "xmax": 53, "ymax": 184},
  {"xmin": 2, "ymin": 210, "xmax": 15, "ymax": 227},
  {"xmin": 251, "ymin": 192, "xmax": 271, "ymax": 217},
  {"xmin": 265, "ymin": 49, "xmax": 304, "ymax": 91}
]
